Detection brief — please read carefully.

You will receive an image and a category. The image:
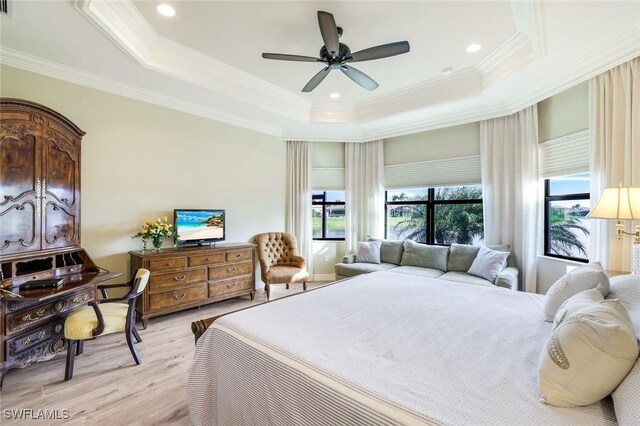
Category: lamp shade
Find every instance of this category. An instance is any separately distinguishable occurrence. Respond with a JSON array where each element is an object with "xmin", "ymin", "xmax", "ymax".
[{"xmin": 587, "ymin": 187, "xmax": 640, "ymax": 220}]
